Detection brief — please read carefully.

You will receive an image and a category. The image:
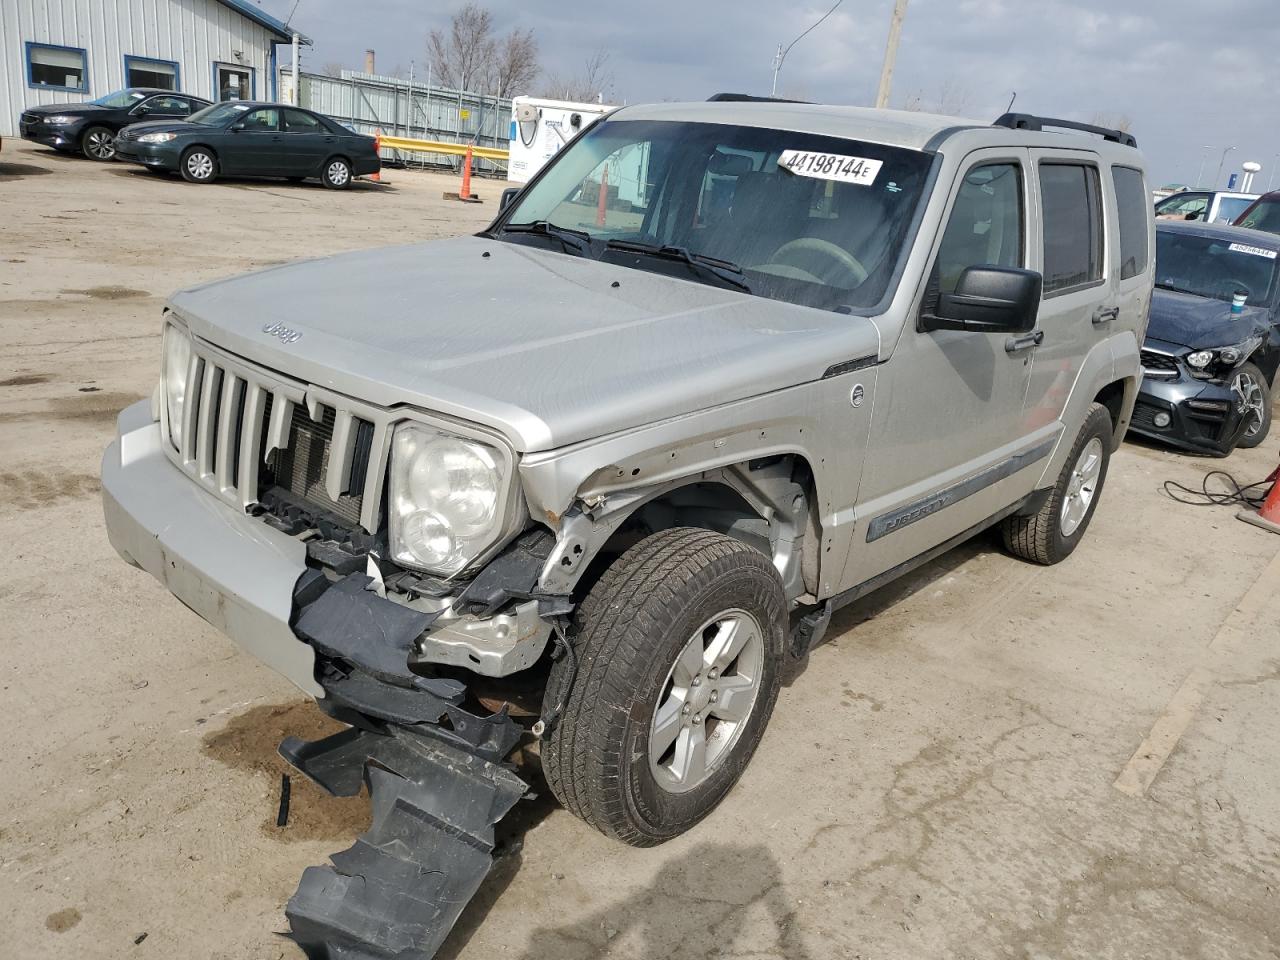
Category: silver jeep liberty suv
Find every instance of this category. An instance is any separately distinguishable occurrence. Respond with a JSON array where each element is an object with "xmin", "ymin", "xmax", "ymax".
[{"xmin": 102, "ymin": 98, "xmax": 1153, "ymax": 957}]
